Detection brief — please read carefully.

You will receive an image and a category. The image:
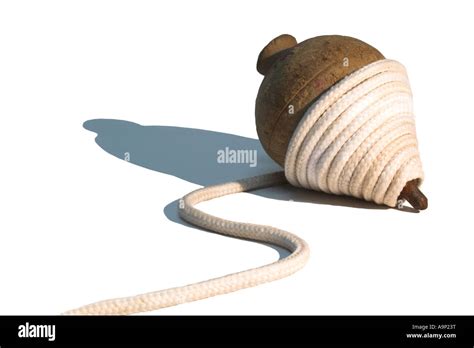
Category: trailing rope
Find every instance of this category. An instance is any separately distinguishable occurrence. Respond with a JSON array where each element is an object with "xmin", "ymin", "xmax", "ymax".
[{"xmin": 64, "ymin": 172, "xmax": 309, "ymax": 315}]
